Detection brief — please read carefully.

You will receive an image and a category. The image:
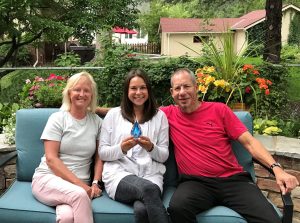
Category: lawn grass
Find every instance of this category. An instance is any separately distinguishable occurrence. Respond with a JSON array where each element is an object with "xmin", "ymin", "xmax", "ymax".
[{"xmin": 287, "ymin": 66, "xmax": 300, "ymax": 101}]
